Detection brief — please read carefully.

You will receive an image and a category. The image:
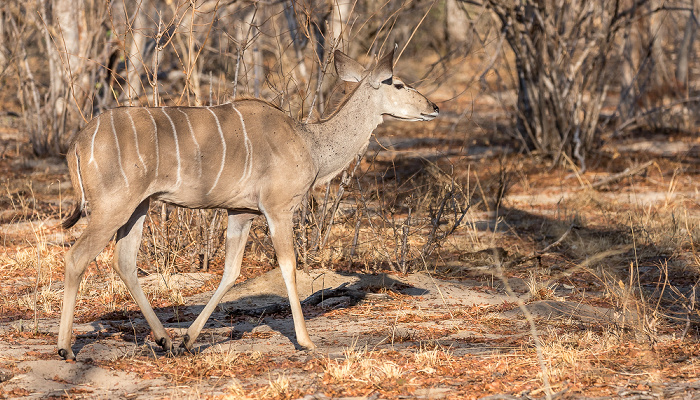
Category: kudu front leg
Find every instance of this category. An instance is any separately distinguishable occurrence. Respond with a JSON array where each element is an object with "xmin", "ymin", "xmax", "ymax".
[
  {"xmin": 267, "ymin": 212, "xmax": 316, "ymax": 350},
  {"xmin": 111, "ymin": 201, "xmax": 174, "ymax": 353},
  {"xmin": 180, "ymin": 212, "xmax": 255, "ymax": 352}
]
